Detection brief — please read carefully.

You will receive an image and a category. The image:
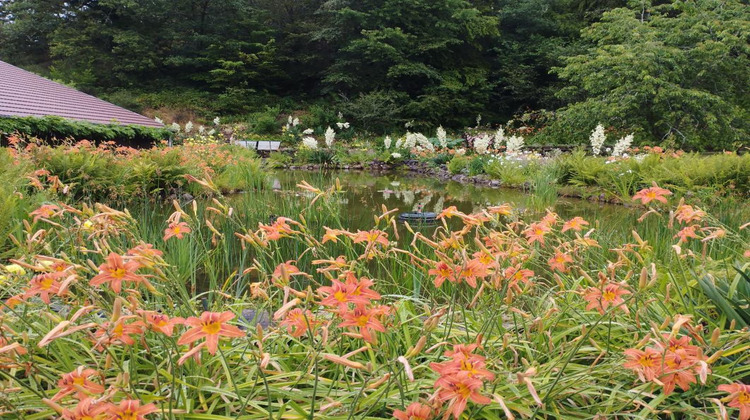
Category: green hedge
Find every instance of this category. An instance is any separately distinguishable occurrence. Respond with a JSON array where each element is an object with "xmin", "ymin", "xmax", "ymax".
[{"xmin": 0, "ymin": 116, "xmax": 171, "ymax": 145}]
